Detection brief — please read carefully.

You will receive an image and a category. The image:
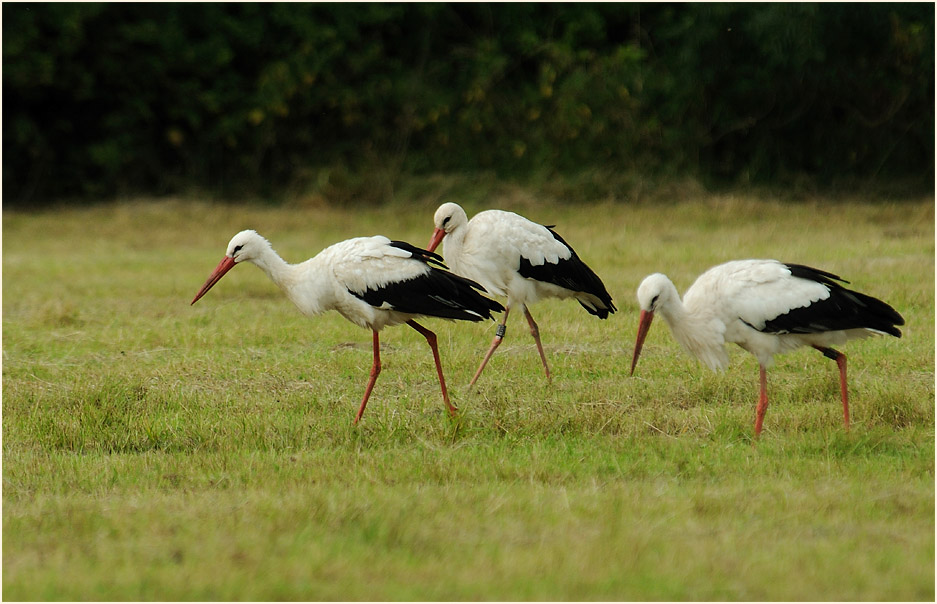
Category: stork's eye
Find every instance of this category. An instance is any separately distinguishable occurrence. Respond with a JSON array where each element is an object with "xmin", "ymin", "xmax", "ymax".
[
  {"xmin": 233, "ymin": 244, "xmax": 244, "ymax": 254},
  {"xmin": 650, "ymin": 294, "xmax": 659, "ymax": 309},
  {"xmin": 441, "ymin": 216, "xmax": 451, "ymax": 228}
]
